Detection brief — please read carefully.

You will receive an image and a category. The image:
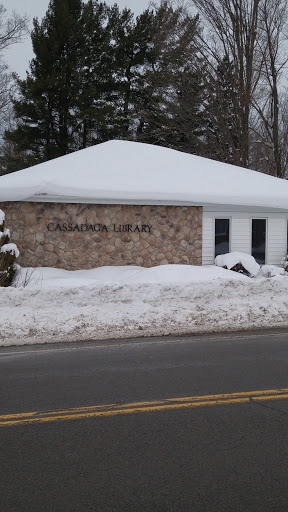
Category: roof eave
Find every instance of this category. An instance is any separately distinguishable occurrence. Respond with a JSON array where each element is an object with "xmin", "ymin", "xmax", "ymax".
[{"xmin": 8, "ymin": 194, "xmax": 288, "ymax": 212}]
